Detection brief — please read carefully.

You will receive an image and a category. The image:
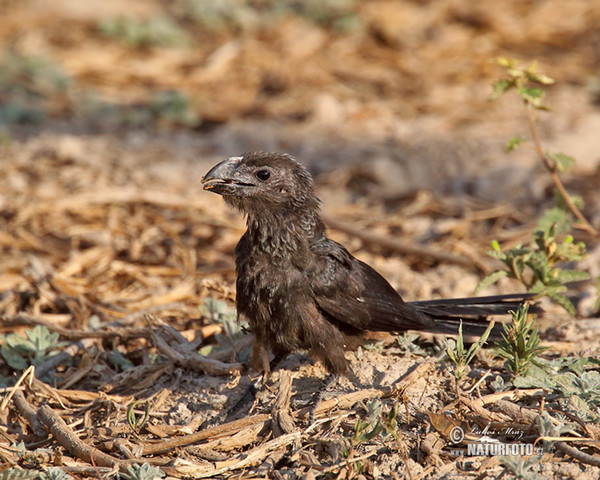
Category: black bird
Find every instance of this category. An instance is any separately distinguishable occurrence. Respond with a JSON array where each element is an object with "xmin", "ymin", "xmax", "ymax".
[{"xmin": 202, "ymin": 152, "xmax": 533, "ymax": 374}]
